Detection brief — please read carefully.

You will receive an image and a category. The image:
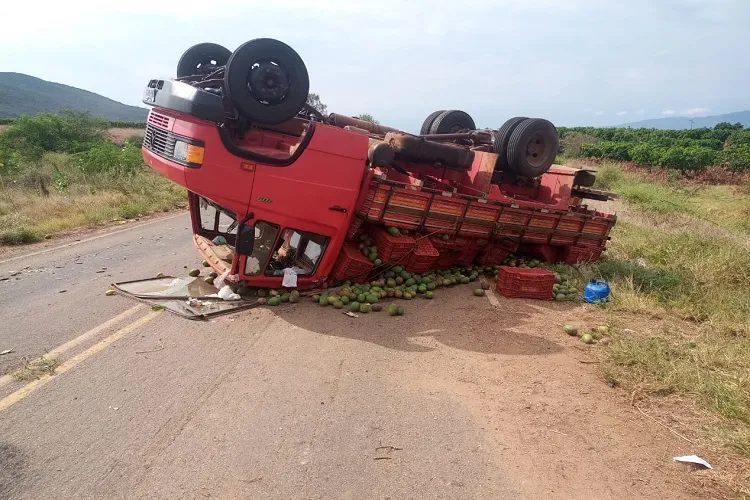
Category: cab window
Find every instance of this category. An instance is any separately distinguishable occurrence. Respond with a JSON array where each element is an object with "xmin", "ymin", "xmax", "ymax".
[
  {"xmin": 244, "ymin": 221, "xmax": 279, "ymax": 276},
  {"xmin": 265, "ymin": 228, "xmax": 328, "ymax": 277},
  {"xmin": 199, "ymin": 197, "xmax": 237, "ymax": 236}
]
